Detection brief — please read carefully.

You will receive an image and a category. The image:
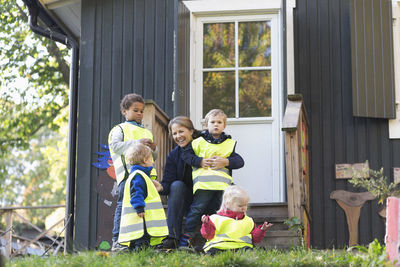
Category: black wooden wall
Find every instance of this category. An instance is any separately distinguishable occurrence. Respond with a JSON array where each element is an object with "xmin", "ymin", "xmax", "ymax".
[
  {"xmin": 75, "ymin": 0, "xmax": 176, "ymax": 249},
  {"xmin": 294, "ymin": 0, "xmax": 400, "ymax": 248}
]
